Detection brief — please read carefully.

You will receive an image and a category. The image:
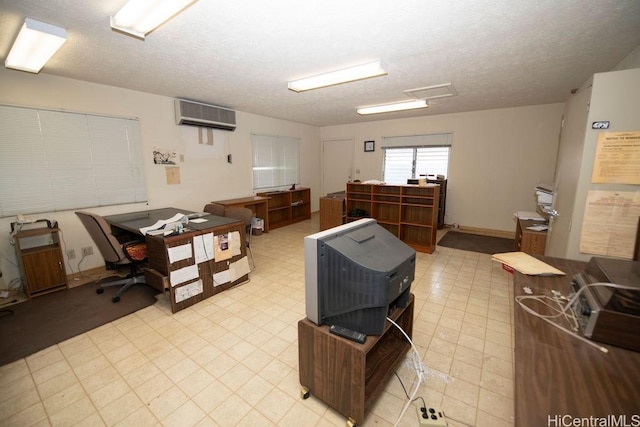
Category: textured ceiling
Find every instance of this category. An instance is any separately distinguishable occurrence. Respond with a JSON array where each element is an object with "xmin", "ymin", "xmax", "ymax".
[{"xmin": 1, "ymin": 0, "xmax": 639, "ymax": 127}]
